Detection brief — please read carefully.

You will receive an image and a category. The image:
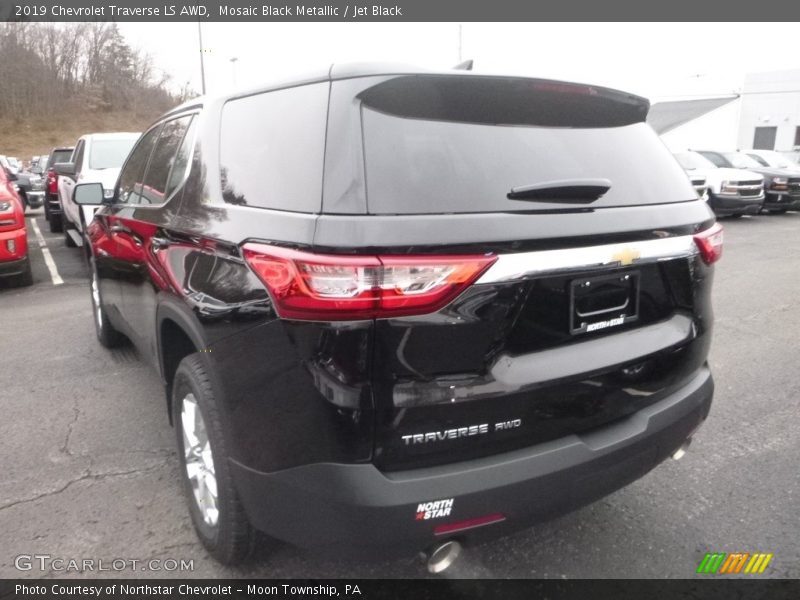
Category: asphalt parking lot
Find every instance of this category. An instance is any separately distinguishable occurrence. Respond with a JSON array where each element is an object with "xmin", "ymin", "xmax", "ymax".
[{"xmin": 1, "ymin": 209, "xmax": 798, "ymax": 579}]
